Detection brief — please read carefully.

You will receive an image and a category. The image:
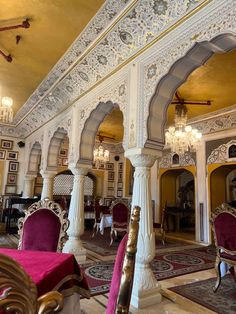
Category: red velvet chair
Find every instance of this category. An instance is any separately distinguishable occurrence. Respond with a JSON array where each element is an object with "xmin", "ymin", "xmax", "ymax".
[
  {"xmin": 110, "ymin": 199, "xmax": 130, "ymax": 246},
  {"xmin": 92, "ymin": 202, "xmax": 110, "ymax": 237},
  {"xmin": 106, "ymin": 206, "xmax": 140, "ymax": 314},
  {"xmin": 210, "ymin": 203, "xmax": 236, "ymax": 292},
  {"xmin": 17, "ymin": 198, "xmax": 69, "ymax": 252}
]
